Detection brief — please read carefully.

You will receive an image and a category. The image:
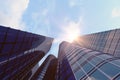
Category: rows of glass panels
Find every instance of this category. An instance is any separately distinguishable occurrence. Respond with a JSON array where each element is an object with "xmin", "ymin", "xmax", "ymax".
[
  {"xmin": 0, "ymin": 26, "xmax": 46, "ymax": 79},
  {"xmin": 77, "ymin": 29, "xmax": 120, "ymax": 57},
  {"xmin": 68, "ymin": 46, "xmax": 120, "ymax": 80},
  {"xmin": 37, "ymin": 57, "xmax": 52, "ymax": 80},
  {"xmin": 59, "ymin": 29, "xmax": 120, "ymax": 80},
  {"xmin": 0, "ymin": 26, "xmax": 45, "ymax": 62},
  {"xmin": 0, "ymin": 51, "xmax": 44, "ymax": 79}
]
